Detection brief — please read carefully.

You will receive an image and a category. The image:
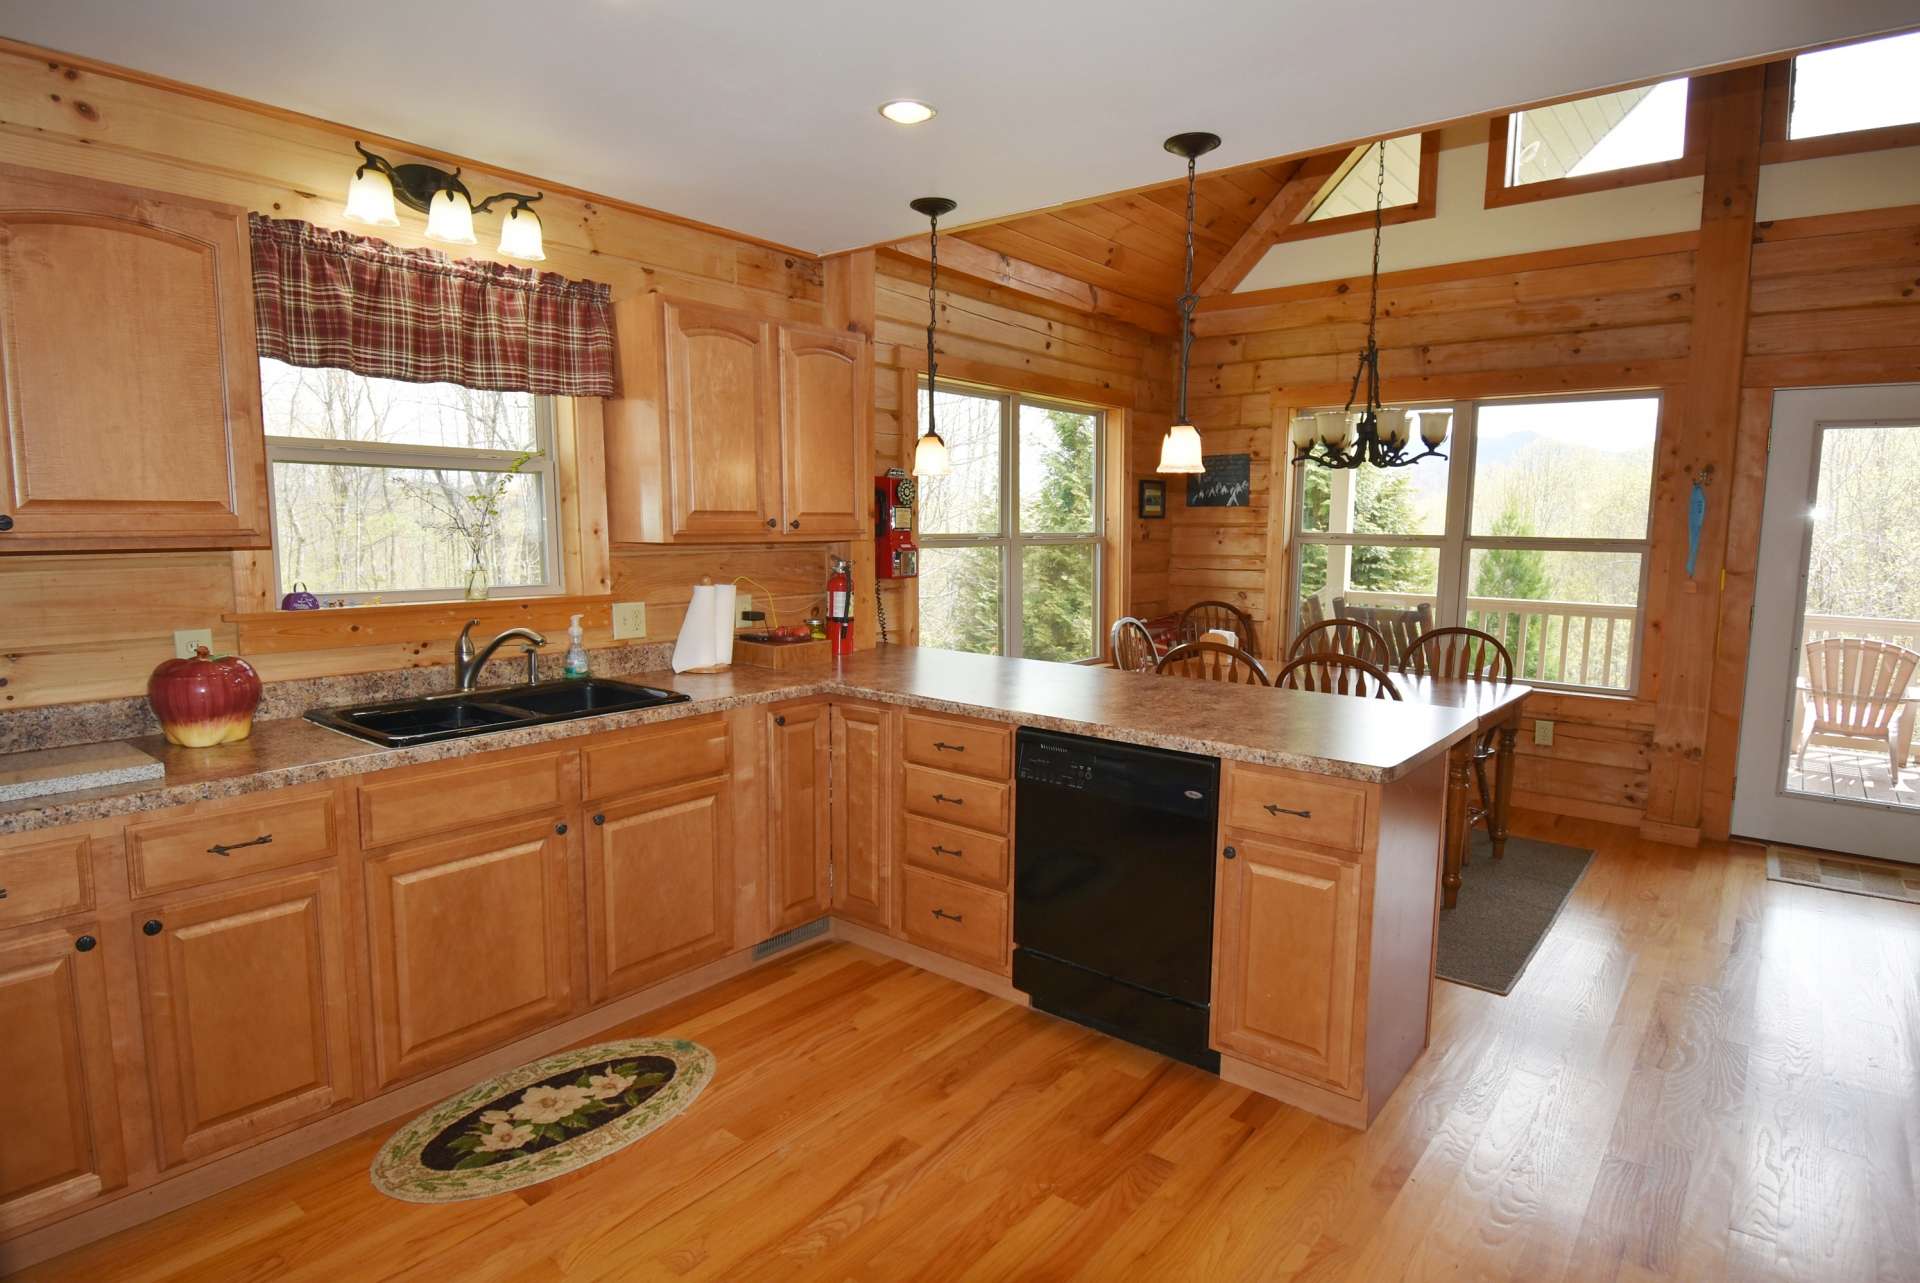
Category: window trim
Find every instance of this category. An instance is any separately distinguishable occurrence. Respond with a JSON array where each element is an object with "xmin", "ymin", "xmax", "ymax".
[
  {"xmin": 1758, "ymin": 50, "xmax": 1920, "ymax": 165},
  {"xmin": 1290, "ymin": 389, "xmax": 1660, "ymax": 695},
  {"xmin": 914, "ymin": 376, "xmax": 1107, "ymax": 662},
  {"xmin": 1277, "ymin": 131, "xmax": 1442, "ymax": 244},
  {"xmin": 263, "ymin": 376, "xmax": 564, "ymax": 606},
  {"xmin": 1484, "ymin": 80, "xmax": 1708, "ymax": 210}
]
